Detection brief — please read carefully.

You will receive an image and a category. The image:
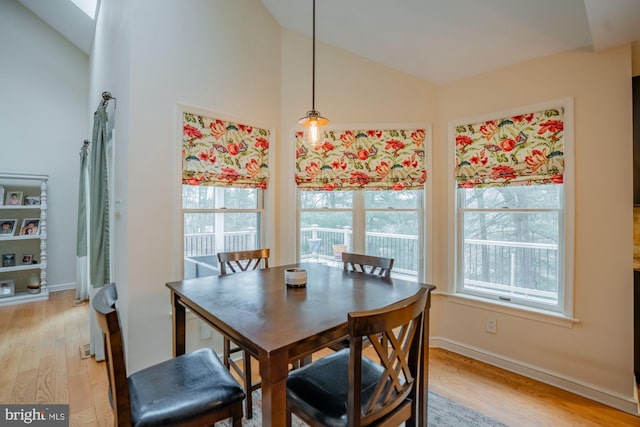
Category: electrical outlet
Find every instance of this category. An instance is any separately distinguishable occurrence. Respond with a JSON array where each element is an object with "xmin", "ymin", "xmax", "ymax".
[{"xmin": 486, "ymin": 318, "xmax": 497, "ymax": 334}]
